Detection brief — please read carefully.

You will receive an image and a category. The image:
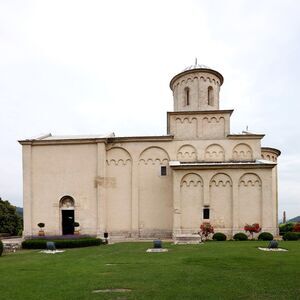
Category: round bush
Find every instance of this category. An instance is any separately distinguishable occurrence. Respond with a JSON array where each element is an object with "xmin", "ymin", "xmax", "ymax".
[
  {"xmin": 0, "ymin": 240, "xmax": 3, "ymax": 256},
  {"xmin": 283, "ymin": 232, "xmax": 299, "ymax": 241},
  {"xmin": 233, "ymin": 233, "xmax": 248, "ymax": 241},
  {"xmin": 258, "ymin": 232, "xmax": 274, "ymax": 241},
  {"xmin": 213, "ymin": 232, "xmax": 227, "ymax": 241}
]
